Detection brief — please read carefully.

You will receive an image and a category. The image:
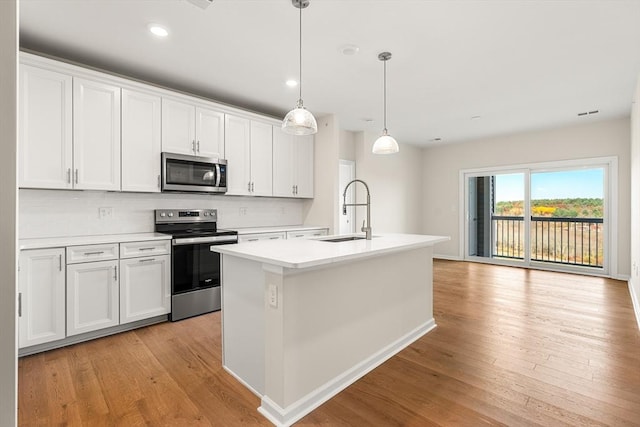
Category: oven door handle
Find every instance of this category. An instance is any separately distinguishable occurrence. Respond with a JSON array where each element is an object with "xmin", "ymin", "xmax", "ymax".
[
  {"xmin": 215, "ymin": 164, "xmax": 221, "ymax": 187},
  {"xmin": 172, "ymin": 236, "xmax": 238, "ymax": 246}
]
